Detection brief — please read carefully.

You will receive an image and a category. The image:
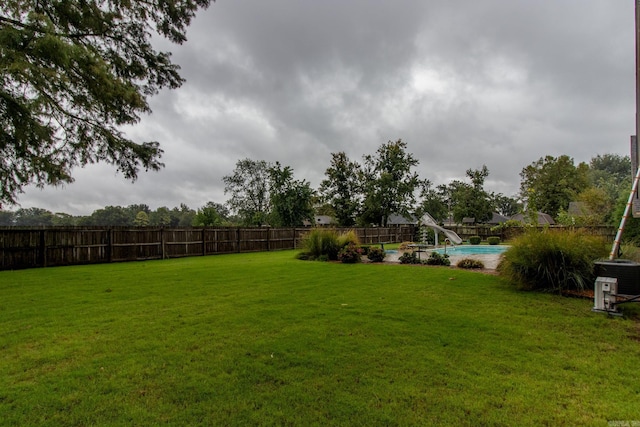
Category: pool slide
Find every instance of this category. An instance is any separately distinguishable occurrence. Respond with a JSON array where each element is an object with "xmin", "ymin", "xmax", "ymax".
[{"xmin": 420, "ymin": 213, "xmax": 463, "ymax": 245}]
